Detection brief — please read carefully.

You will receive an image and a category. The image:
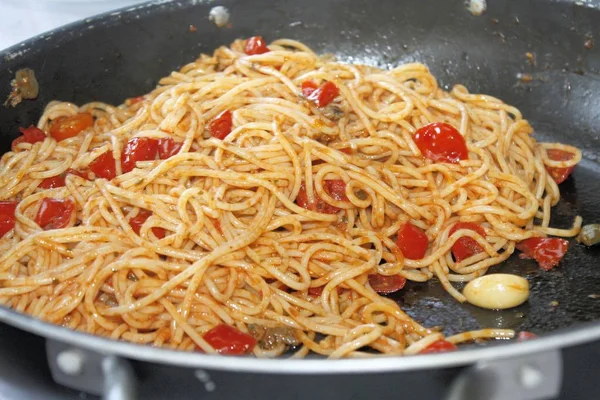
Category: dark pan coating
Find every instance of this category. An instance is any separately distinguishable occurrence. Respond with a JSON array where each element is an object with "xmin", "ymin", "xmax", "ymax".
[{"xmin": 0, "ymin": 0, "xmax": 599, "ymax": 341}]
